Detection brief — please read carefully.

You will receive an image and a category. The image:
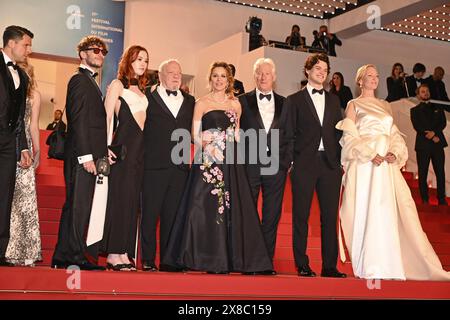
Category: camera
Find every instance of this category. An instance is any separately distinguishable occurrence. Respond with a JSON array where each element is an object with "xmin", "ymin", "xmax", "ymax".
[{"xmin": 245, "ymin": 16, "xmax": 262, "ymax": 34}]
